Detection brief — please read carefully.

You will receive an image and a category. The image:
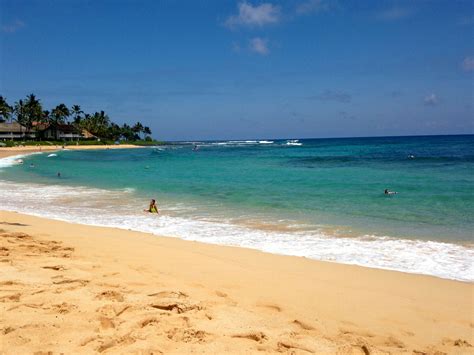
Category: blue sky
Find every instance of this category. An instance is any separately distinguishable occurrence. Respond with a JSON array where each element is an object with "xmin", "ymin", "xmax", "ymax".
[{"xmin": 1, "ymin": 0, "xmax": 473, "ymax": 140}]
